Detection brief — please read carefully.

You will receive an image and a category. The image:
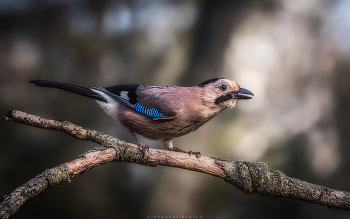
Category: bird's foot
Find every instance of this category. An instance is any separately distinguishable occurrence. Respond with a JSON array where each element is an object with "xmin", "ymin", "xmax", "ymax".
[
  {"xmin": 136, "ymin": 141, "xmax": 149, "ymax": 158},
  {"xmin": 129, "ymin": 131, "xmax": 149, "ymax": 157},
  {"xmin": 173, "ymin": 147, "xmax": 201, "ymax": 158},
  {"xmin": 188, "ymin": 151, "xmax": 201, "ymax": 158}
]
